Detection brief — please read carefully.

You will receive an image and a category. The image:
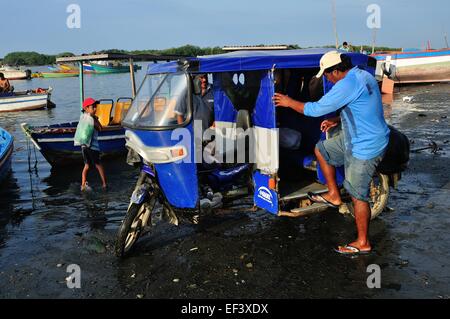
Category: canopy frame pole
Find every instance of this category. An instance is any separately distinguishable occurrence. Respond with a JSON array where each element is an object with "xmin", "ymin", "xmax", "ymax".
[
  {"xmin": 79, "ymin": 61, "xmax": 84, "ymax": 110},
  {"xmin": 129, "ymin": 58, "xmax": 136, "ymax": 98}
]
